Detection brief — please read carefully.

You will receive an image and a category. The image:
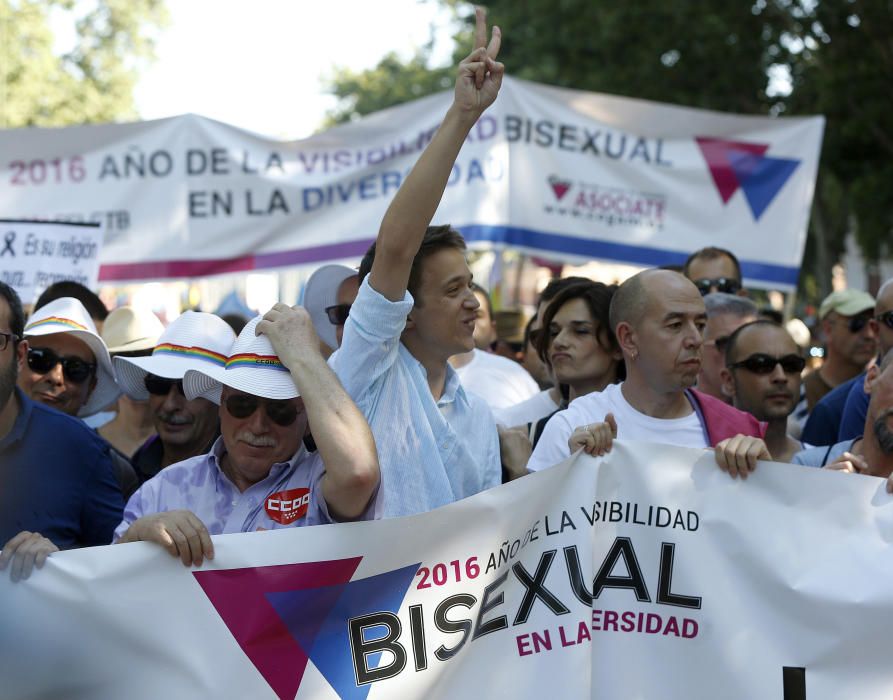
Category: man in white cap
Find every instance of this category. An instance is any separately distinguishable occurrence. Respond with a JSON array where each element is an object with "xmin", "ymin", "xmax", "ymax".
[
  {"xmin": 18, "ymin": 297, "xmax": 121, "ymax": 419},
  {"xmin": 303, "ymin": 263, "xmax": 359, "ymax": 354},
  {"xmin": 0, "ymin": 284, "xmax": 123, "ymax": 581},
  {"xmin": 17, "ymin": 296, "xmax": 139, "ymax": 500},
  {"xmin": 114, "ymin": 305, "xmax": 380, "ymax": 566},
  {"xmin": 114, "ymin": 311, "xmax": 235, "ymax": 483}
]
